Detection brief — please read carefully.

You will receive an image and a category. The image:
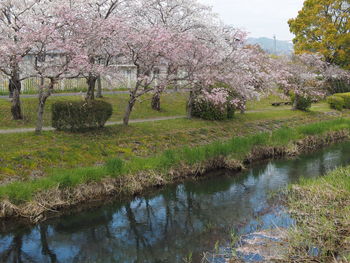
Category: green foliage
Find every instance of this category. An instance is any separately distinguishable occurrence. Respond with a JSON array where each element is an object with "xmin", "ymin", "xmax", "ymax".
[
  {"xmin": 0, "ymin": 118, "xmax": 349, "ymax": 204},
  {"xmin": 327, "ymin": 95, "xmax": 345, "ymax": 111},
  {"xmin": 291, "ymin": 93, "xmax": 312, "ymax": 111},
  {"xmin": 192, "ymin": 100, "xmax": 235, "ymax": 121},
  {"xmin": 227, "ymin": 105, "xmax": 235, "ymax": 119},
  {"xmin": 288, "ymin": 0, "xmax": 350, "ymax": 69},
  {"xmin": 327, "ymin": 79, "xmax": 350, "ymax": 94},
  {"xmin": 52, "ymin": 100, "xmax": 113, "ymax": 131},
  {"xmin": 192, "ymin": 100, "xmax": 227, "ymax": 120},
  {"xmin": 334, "ymin": 92, "xmax": 350, "ymax": 108}
]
